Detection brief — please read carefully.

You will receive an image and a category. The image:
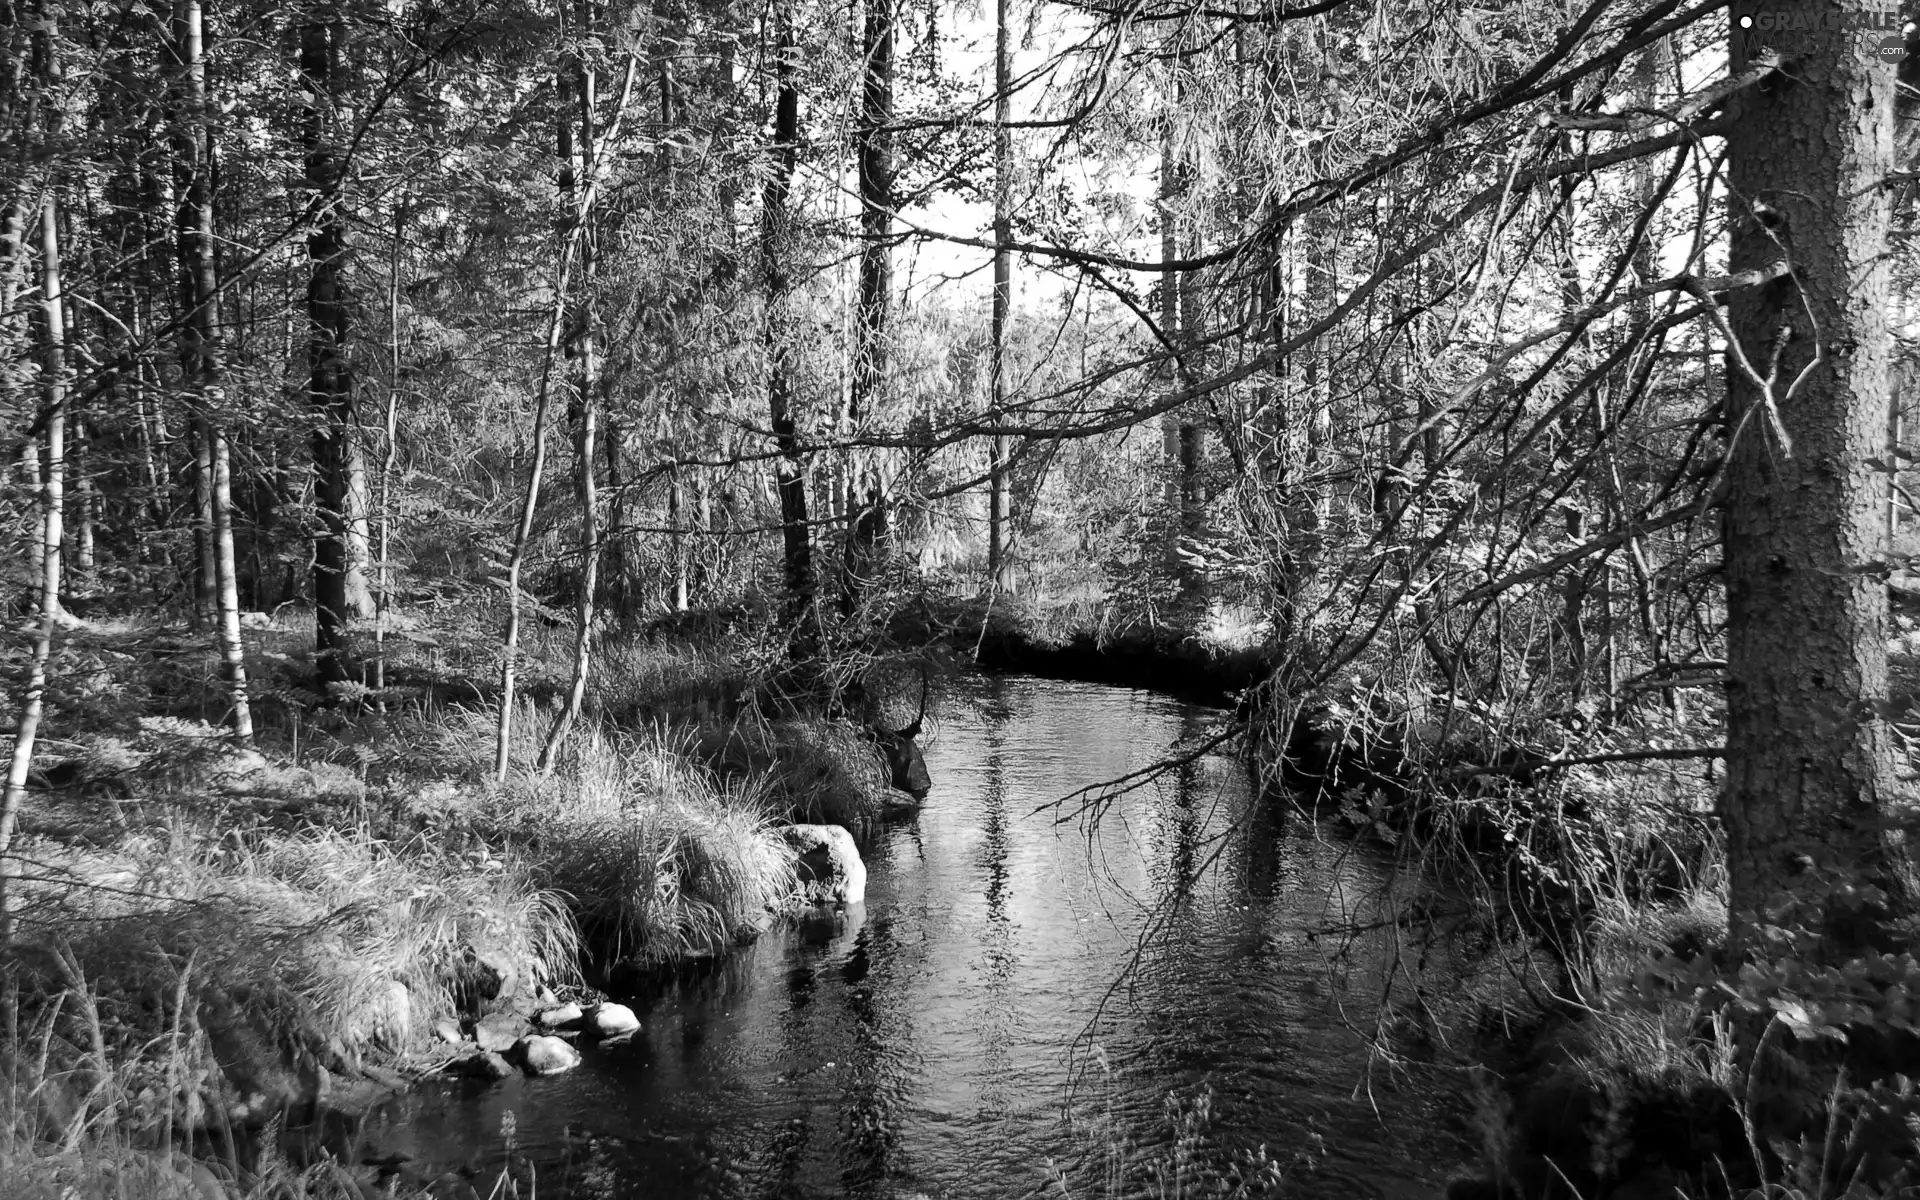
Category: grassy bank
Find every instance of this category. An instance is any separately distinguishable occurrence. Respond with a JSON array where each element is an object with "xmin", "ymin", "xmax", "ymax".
[{"xmin": 0, "ymin": 608, "xmax": 910, "ymax": 1198}]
